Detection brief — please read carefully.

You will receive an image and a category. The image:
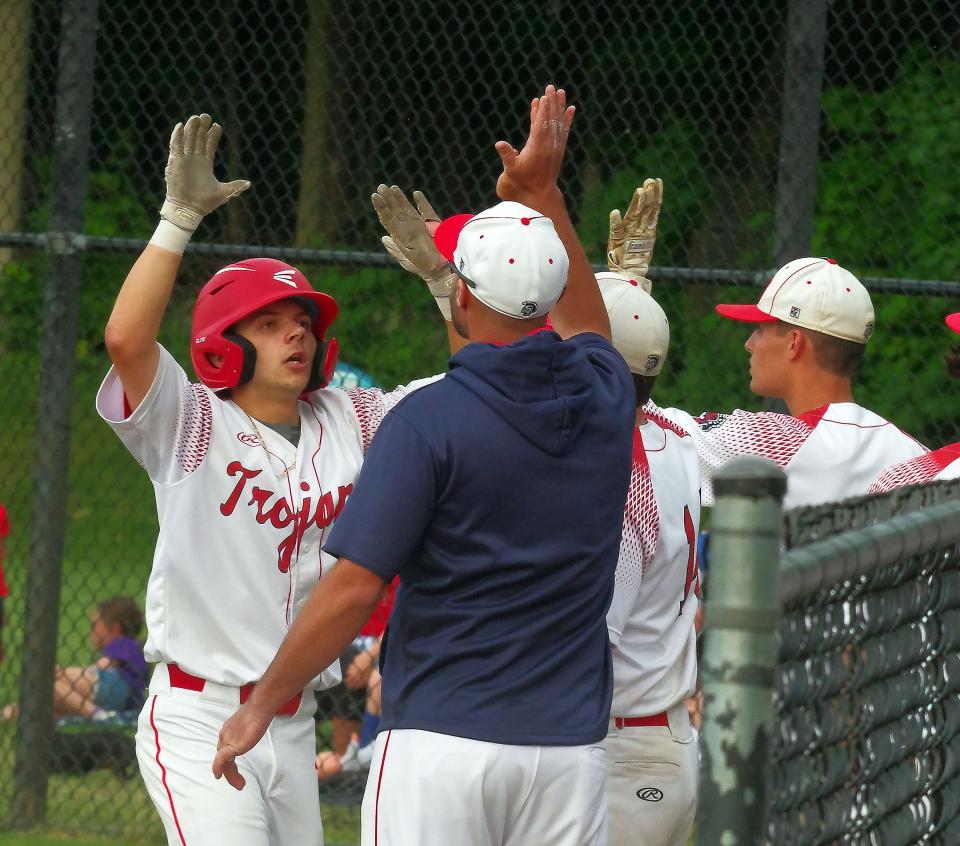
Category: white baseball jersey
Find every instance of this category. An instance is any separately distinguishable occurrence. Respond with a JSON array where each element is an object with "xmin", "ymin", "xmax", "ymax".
[
  {"xmin": 607, "ymin": 414, "xmax": 701, "ymax": 718},
  {"xmin": 869, "ymin": 443, "xmax": 960, "ymax": 493},
  {"xmin": 646, "ymin": 401, "xmax": 928, "ymax": 510},
  {"xmin": 97, "ymin": 343, "xmax": 436, "ymax": 689}
]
